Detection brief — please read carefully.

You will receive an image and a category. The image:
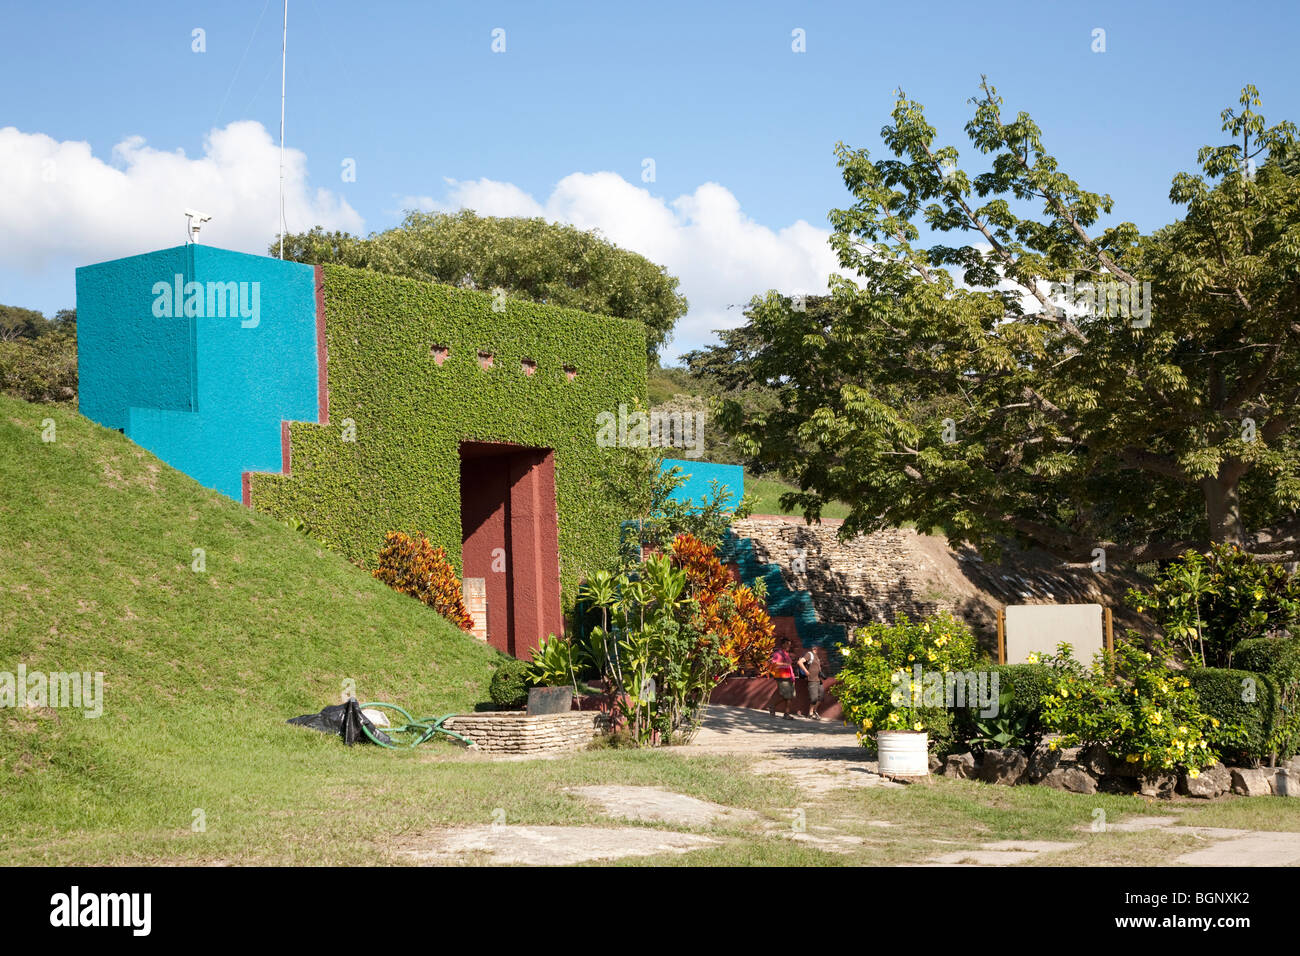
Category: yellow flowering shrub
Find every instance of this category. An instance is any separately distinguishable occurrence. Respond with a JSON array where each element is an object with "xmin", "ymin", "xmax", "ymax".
[
  {"xmin": 1039, "ymin": 637, "xmax": 1218, "ymax": 774},
  {"xmin": 833, "ymin": 612, "xmax": 979, "ymax": 753}
]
